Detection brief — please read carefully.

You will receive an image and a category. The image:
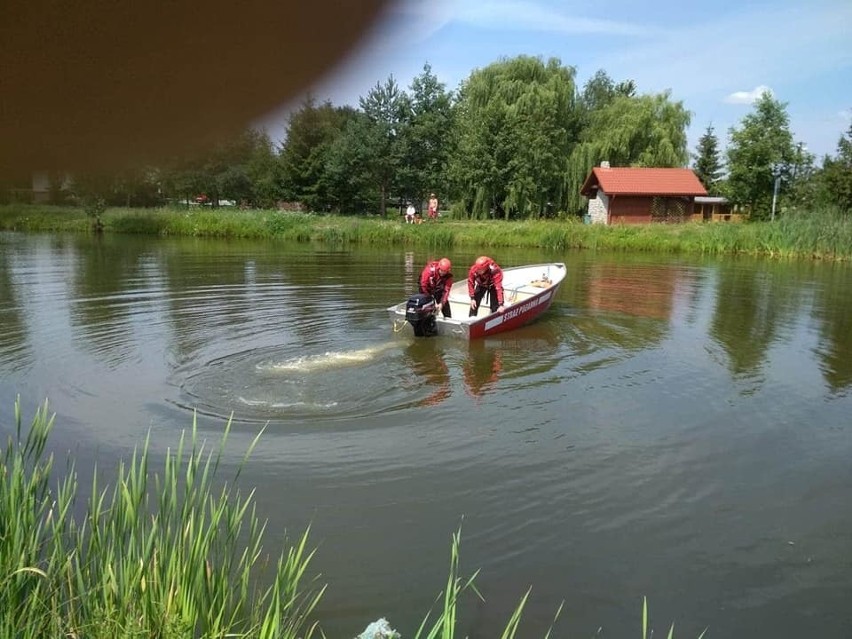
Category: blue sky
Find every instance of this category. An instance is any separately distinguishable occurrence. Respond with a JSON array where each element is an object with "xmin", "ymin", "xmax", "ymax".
[{"xmin": 262, "ymin": 0, "xmax": 851, "ymax": 161}]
